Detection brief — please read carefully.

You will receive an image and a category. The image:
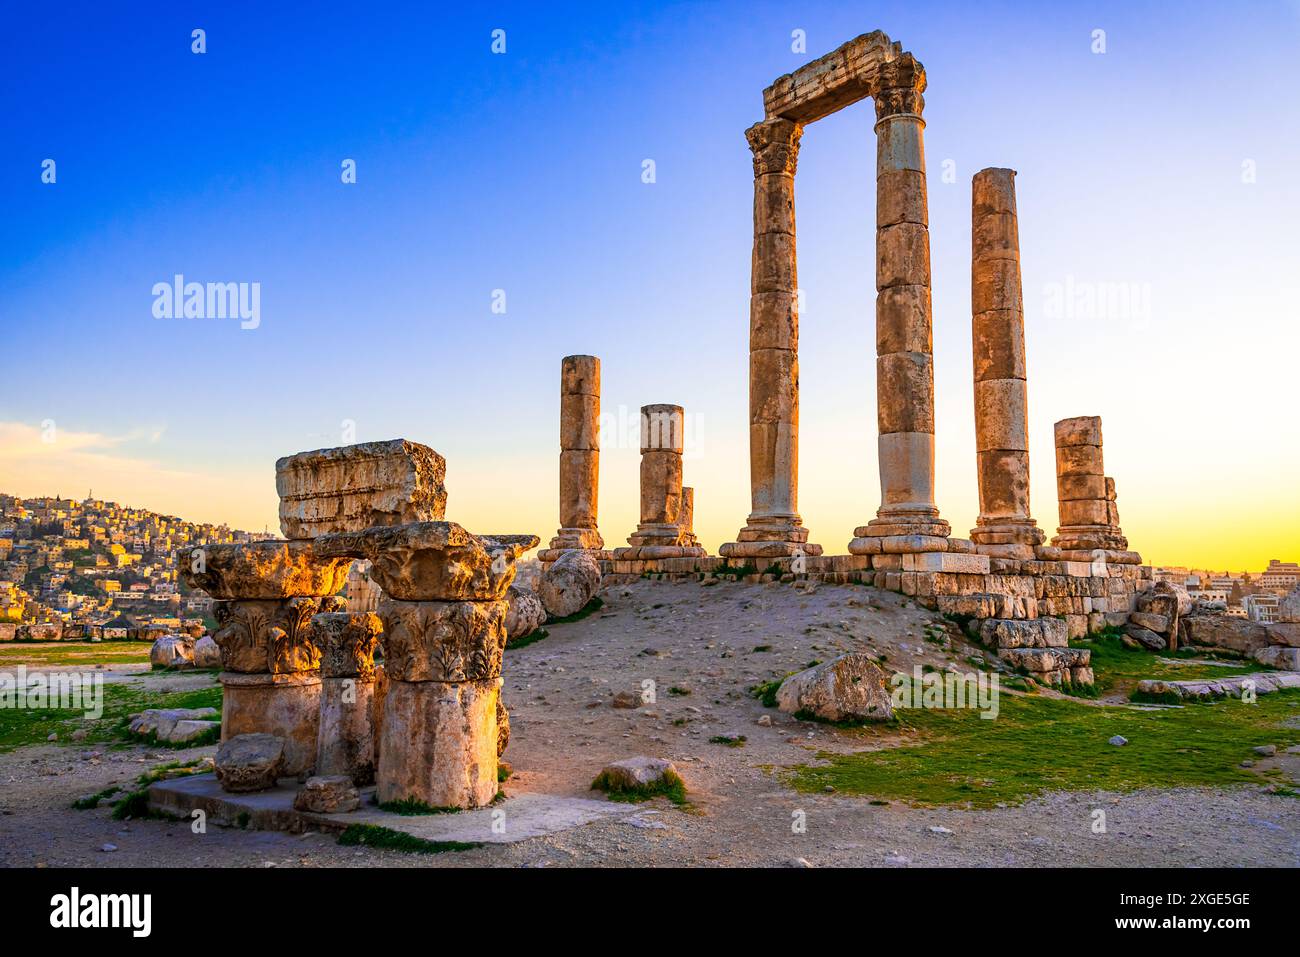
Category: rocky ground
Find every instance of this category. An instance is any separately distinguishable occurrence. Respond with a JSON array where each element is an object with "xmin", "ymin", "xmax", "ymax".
[{"xmin": 2, "ymin": 578, "xmax": 1298, "ymax": 867}]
